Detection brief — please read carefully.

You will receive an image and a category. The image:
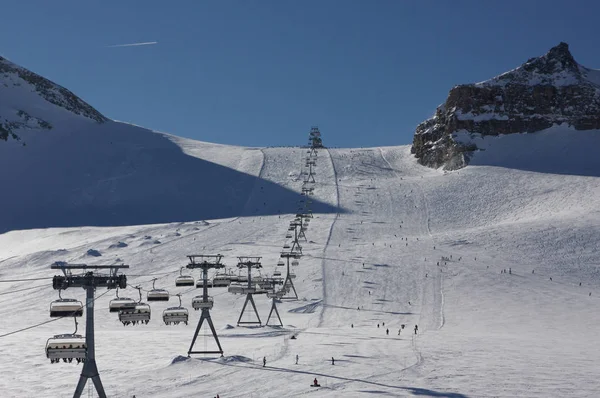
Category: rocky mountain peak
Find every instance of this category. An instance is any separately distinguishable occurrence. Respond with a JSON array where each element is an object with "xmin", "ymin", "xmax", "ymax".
[
  {"xmin": 411, "ymin": 42, "xmax": 600, "ymax": 170},
  {"xmin": 526, "ymin": 42, "xmax": 578, "ymax": 74}
]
